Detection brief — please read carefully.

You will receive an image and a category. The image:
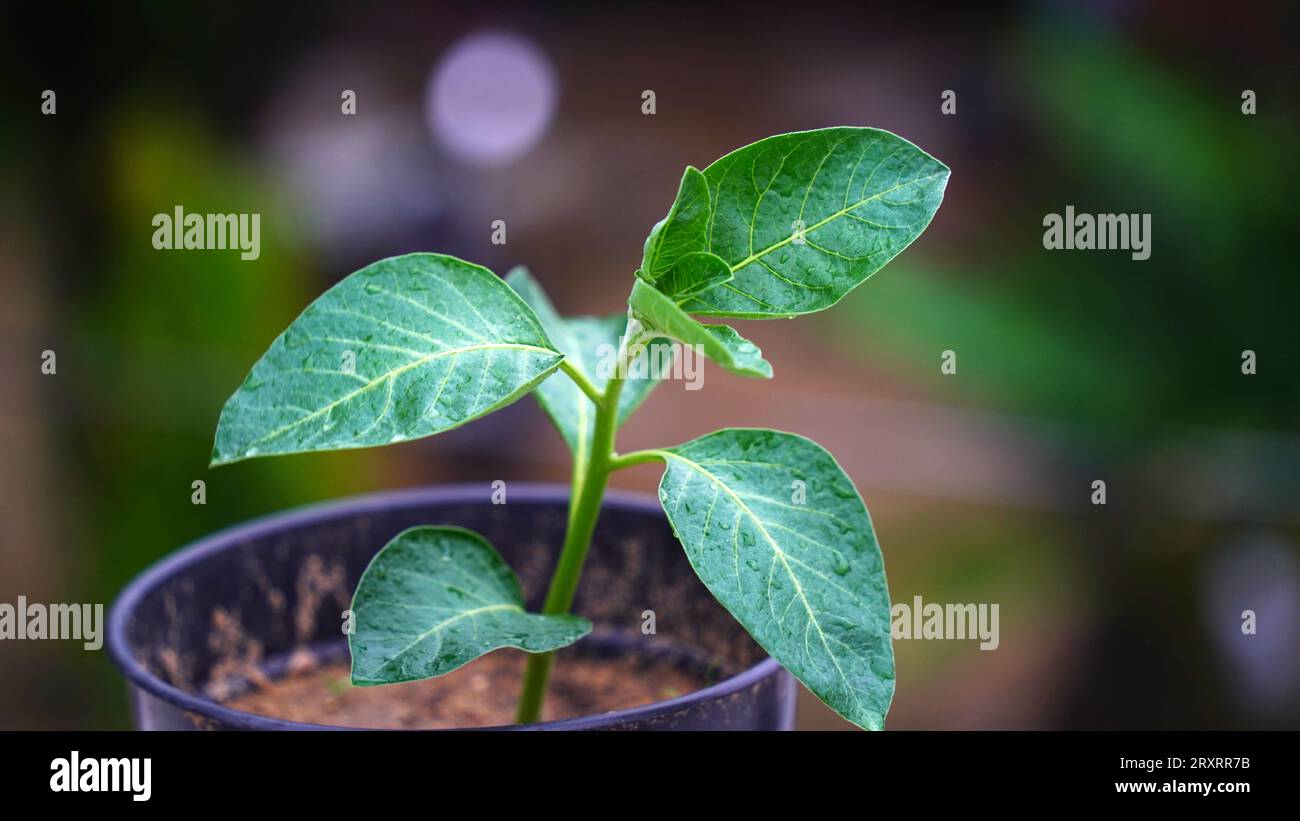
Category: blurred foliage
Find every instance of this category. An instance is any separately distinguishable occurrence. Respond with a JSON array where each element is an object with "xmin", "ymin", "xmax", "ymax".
[
  {"xmin": 76, "ymin": 100, "xmax": 386, "ymax": 595},
  {"xmin": 830, "ymin": 23, "xmax": 1298, "ymax": 454},
  {"xmin": 59, "ymin": 100, "xmax": 391, "ymax": 724}
]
